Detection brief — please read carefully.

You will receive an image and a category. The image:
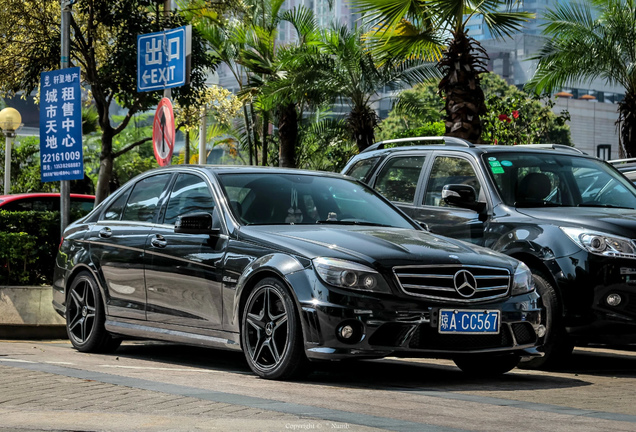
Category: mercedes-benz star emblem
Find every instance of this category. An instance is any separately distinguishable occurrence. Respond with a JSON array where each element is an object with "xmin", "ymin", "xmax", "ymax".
[{"xmin": 453, "ymin": 270, "xmax": 478, "ymax": 298}]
